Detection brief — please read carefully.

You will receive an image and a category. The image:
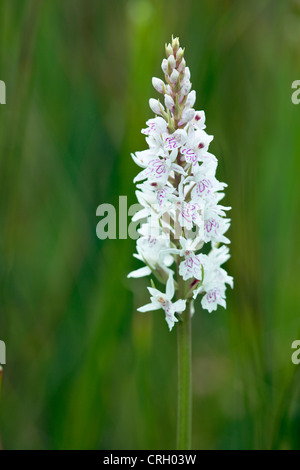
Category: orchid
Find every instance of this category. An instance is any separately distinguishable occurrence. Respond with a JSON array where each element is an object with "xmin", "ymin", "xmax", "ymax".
[
  {"xmin": 129, "ymin": 36, "xmax": 232, "ymax": 328},
  {"xmin": 128, "ymin": 36, "xmax": 233, "ymax": 449},
  {"xmin": 137, "ymin": 272, "xmax": 186, "ymax": 331}
]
